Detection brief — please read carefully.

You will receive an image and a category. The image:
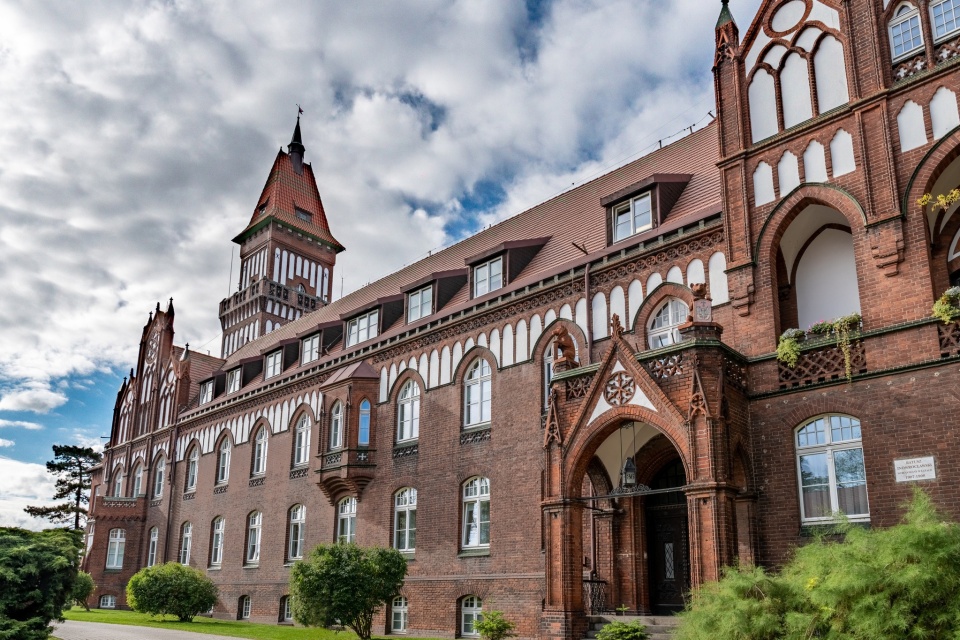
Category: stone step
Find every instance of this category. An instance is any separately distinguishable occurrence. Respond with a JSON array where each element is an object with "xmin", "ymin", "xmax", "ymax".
[{"xmin": 585, "ymin": 615, "xmax": 679, "ymax": 640}]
